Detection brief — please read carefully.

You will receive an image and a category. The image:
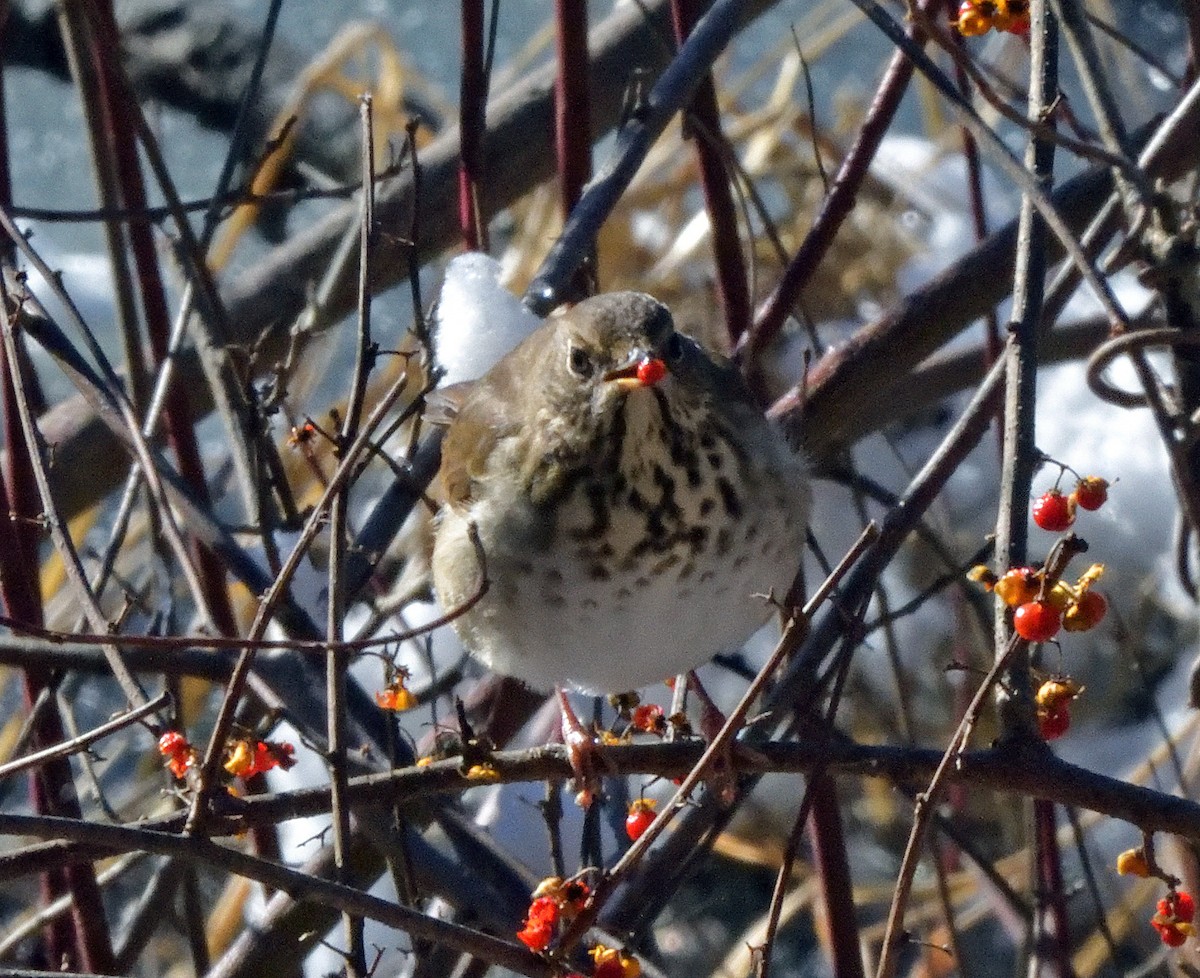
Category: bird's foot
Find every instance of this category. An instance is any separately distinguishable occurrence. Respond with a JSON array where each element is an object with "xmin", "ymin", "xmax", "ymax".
[
  {"xmin": 557, "ymin": 688, "xmax": 601, "ymax": 808},
  {"xmin": 686, "ymin": 673, "xmax": 737, "ymax": 806}
]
